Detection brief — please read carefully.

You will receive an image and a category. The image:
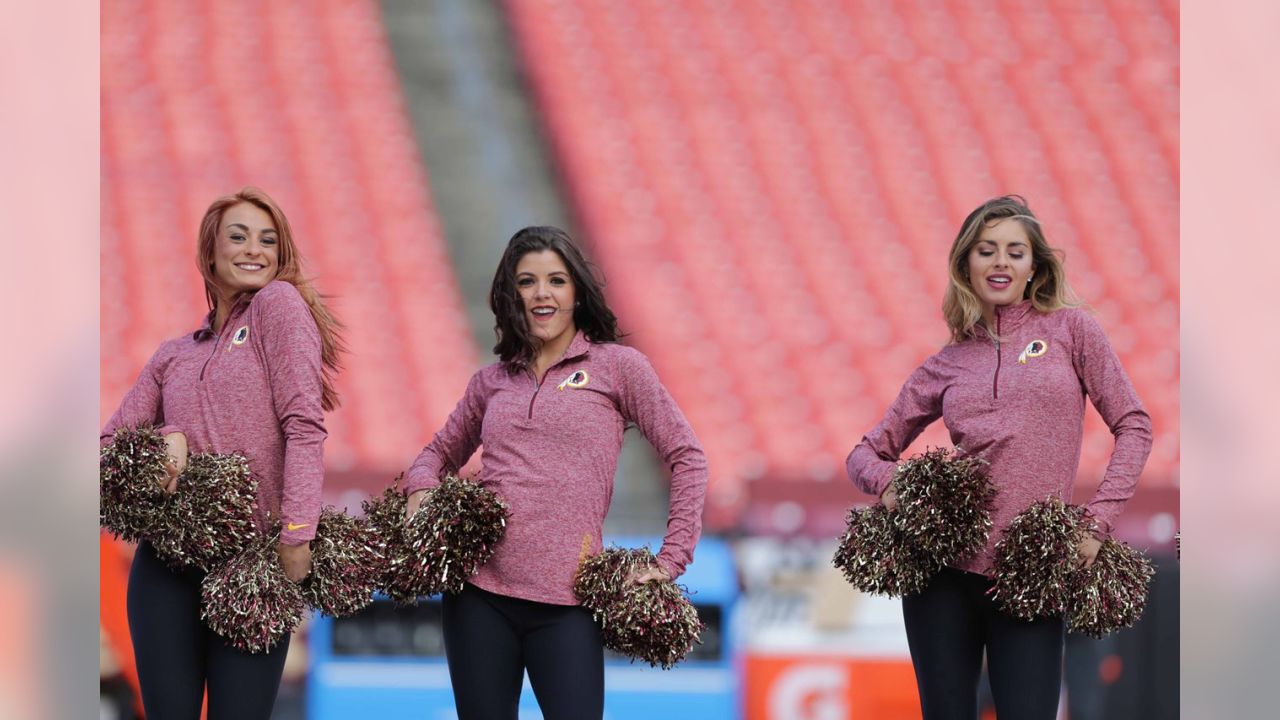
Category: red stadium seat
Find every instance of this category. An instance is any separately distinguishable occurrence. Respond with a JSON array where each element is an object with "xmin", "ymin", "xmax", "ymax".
[
  {"xmin": 102, "ymin": 0, "xmax": 477, "ymax": 485},
  {"xmin": 508, "ymin": 0, "xmax": 1178, "ymax": 526}
]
